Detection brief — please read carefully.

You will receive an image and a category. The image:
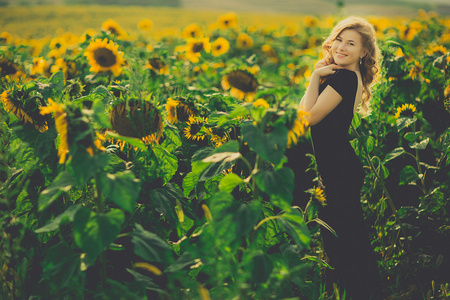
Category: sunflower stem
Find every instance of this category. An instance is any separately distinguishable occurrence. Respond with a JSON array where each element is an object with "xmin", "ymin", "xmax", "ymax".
[
  {"xmin": 94, "ymin": 173, "xmax": 104, "ymax": 213},
  {"xmin": 412, "ymin": 122, "xmax": 426, "ymax": 195},
  {"xmin": 93, "ymin": 173, "xmax": 107, "ymax": 287}
]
